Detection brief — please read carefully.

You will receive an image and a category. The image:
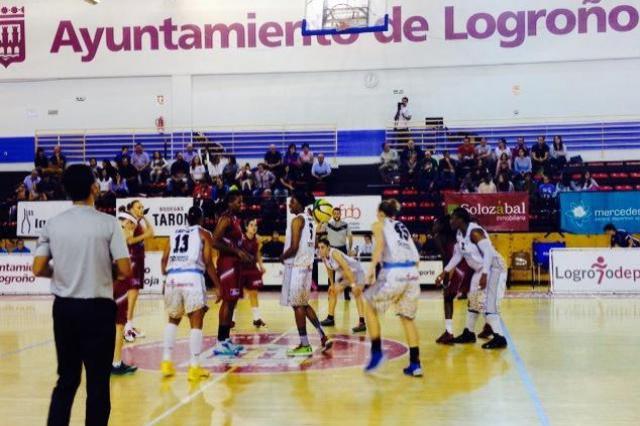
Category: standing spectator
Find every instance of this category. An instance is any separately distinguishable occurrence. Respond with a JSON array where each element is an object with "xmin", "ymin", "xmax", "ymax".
[
  {"xmin": 494, "ymin": 138, "xmax": 511, "ymax": 161},
  {"xmin": 24, "ymin": 169, "xmax": 41, "ymax": 195},
  {"xmin": 311, "ymin": 153, "xmax": 332, "ymax": 185},
  {"xmin": 149, "ymin": 151, "xmax": 168, "ymax": 183},
  {"xmin": 114, "ymin": 146, "xmax": 130, "ymax": 167},
  {"xmin": 190, "ymin": 156, "xmax": 207, "ymax": 182},
  {"xmin": 572, "ymin": 171, "xmax": 599, "ymax": 191},
  {"xmin": 13, "ymin": 239, "xmax": 31, "ymax": 254},
  {"xmin": 475, "ymin": 137, "xmax": 493, "ymax": 170},
  {"xmin": 35, "ymin": 147, "xmax": 49, "ymax": 170},
  {"xmin": 394, "ymin": 97, "xmax": 412, "ymax": 130},
  {"xmin": 207, "ymin": 154, "xmax": 226, "ymax": 180},
  {"xmin": 512, "ymin": 137, "xmax": 529, "ymax": 158},
  {"xmin": 513, "ymin": 148, "xmax": 533, "ymax": 176},
  {"xmin": 253, "ymin": 163, "xmax": 276, "ymax": 196},
  {"xmin": 131, "ymin": 144, "xmax": 151, "ymax": 184},
  {"xmin": 170, "ymin": 152, "xmax": 190, "ymax": 181},
  {"xmin": 457, "ymin": 136, "xmax": 476, "ymax": 171},
  {"xmin": 495, "ymin": 153, "xmax": 512, "ymax": 178},
  {"xmin": 49, "ymin": 145, "xmax": 67, "ymax": 174},
  {"xmin": 111, "ymin": 172, "xmax": 129, "ymax": 197},
  {"xmin": 401, "ymin": 139, "xmax": 423, "ymax": 167},
  {"xmin": 264, "ymin": 144, "xmax": 283, "ymax": 175},
  {"xmin": 438, "ymin": 151, "xmax": 458, "ymax": 189},
  {"xmin": 236, "ymin": 163, "xmax": 254, "ymax": 193},
  {"xmin": 531, "ymin": 136, "xmax": 550, "ymax": 173},
  {"xmin": 261, "ymin": 230, "xmax": 284, "ymax": 259},
  {"xmin": 32, "ymin": 164, "xmax": 132, "ymax": 426},
  {"xmin": 550, "ymin": 135, "xmax": 569, "ymax": 171},
  {"xmin": 222, "ymin": 155, "xmax": 239, "ymax": 186},
  {"xmin": 538, "ymin": 175, "xmax": 557, "ymax": 199},
  {"xmin": 299, "ymin": 143, "xmax": 314, "ymax": 180},
  {"xmin": 118, "ymin": 157, "xmax": 139, "ymax": 195},
  {"xmin": 379, "ymin": 143, "xmax": 400, "ymax": 184},
  {"xmin": 477, "ymin": 175, "xmax": 497, "ymax": 194},
  {"xmin": 182, "ymin": 143, "xmax": 197, "ymax": 164},
  {"xmin": 88, "ymin": 158, "xmax": 101, "ymax": 179},
  {"xmin": 496, "ymin": 173, "xmax": 514, "ymax": 192}
]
